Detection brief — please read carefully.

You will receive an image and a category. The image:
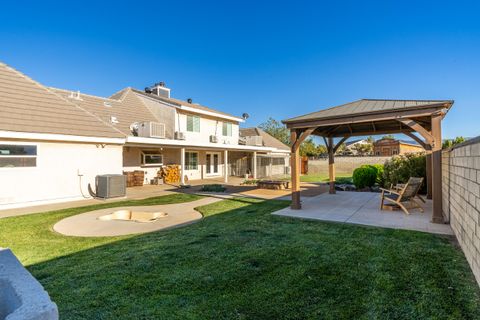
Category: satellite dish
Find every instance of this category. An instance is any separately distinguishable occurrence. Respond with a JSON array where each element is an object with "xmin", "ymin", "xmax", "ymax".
[{"xmin": 242, "ymin": 113, "xmax": 249, "ymax": 120}]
